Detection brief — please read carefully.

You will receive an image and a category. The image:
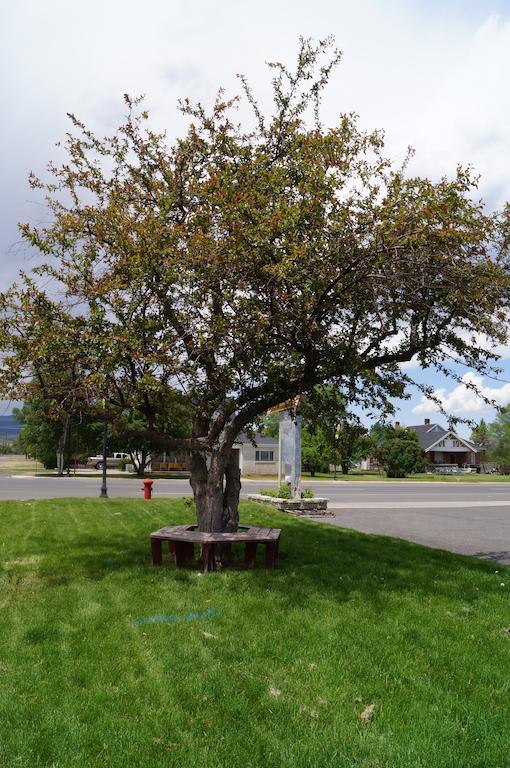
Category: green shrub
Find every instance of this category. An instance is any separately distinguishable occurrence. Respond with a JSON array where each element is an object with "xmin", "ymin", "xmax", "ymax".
[
  {"xmin": 261, "ymin": 484, "xmax": 292, "ymax": 499},
  {"xmin": 261, "ymin": 485, "xmax": 315, "ymax": 499},
  {"xmin": 372, "ymin": 424, "xmax": 425, "ymax": 478}
]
